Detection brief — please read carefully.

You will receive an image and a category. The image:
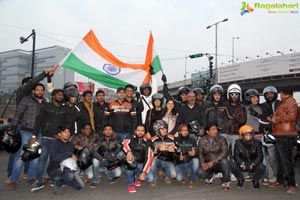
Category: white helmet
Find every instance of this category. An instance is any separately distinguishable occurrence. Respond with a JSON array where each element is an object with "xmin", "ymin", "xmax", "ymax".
[
  {"xmin": 227, "ymin": 83, "xmax": 242, "ymax": 101},
  {"xmin": 60, "ymin": 157, "xmax": 79, "ymax": 172}
]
